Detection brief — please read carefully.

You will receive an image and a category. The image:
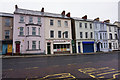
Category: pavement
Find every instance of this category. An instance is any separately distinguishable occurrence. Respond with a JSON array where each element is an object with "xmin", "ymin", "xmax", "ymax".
[{"xmin": 1, "ymin": 51, "xmax": 119, "ymax": 59}]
